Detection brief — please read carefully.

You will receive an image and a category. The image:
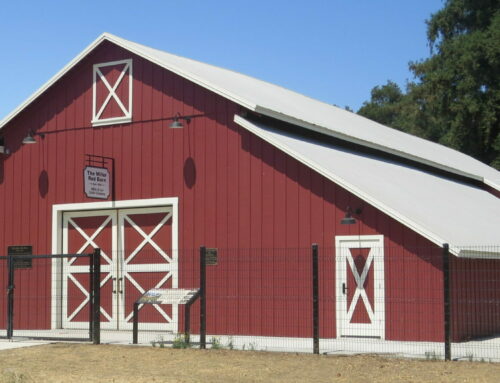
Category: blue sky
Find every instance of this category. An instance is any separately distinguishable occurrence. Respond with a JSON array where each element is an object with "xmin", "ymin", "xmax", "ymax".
[{"xmin": 0, "ymin": 0, "xmax": 444, "ymax": 120}]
